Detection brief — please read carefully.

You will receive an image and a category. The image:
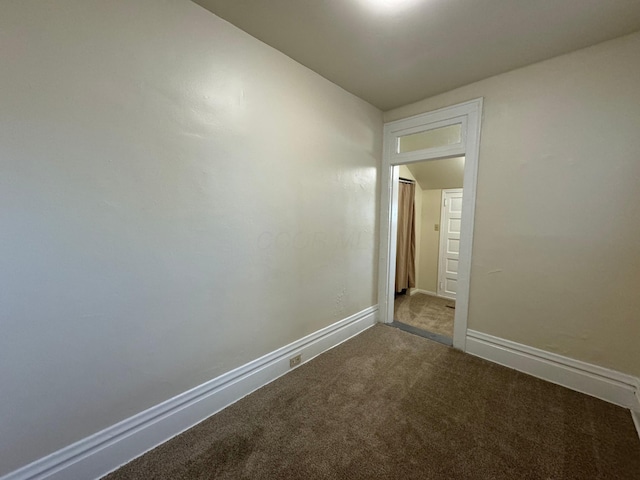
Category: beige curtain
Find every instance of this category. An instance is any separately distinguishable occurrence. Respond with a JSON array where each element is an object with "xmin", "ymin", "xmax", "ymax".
[{"xmin": 395, "ymin": 181, "xmax": 416, "ymax": 293}]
